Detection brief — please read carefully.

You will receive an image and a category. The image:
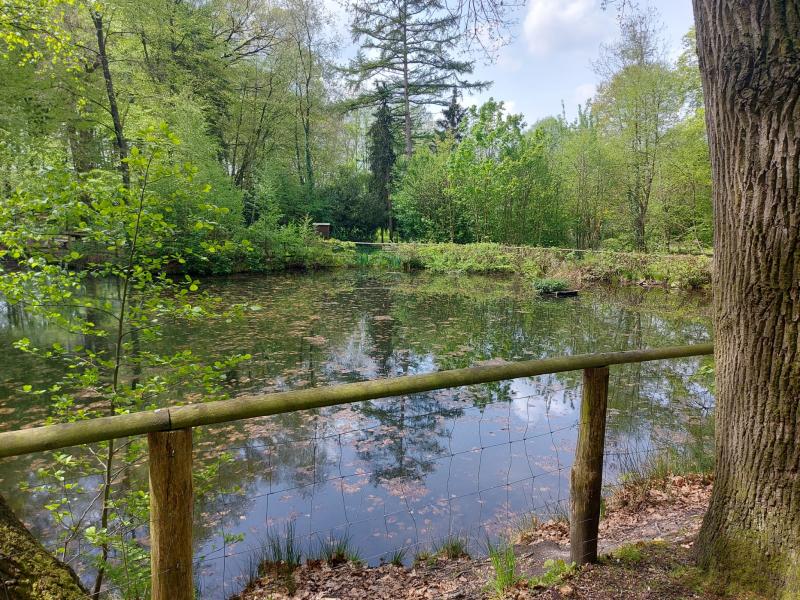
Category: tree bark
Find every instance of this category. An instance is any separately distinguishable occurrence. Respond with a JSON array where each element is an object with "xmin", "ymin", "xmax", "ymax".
[
  {"xmin": 91, "ymin": 10, "xmax": 130, "ymax": 188},
  {"xmin": 401, "ymin": 0, "xmax": 413, "ymax": 159},
  {"xmin": 692, "ymin": 1, "xmax": 800, "ymax": 596},
  {"xmin": 0, "ymin": 494, "xmax": 88, "ymax": 599}
]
